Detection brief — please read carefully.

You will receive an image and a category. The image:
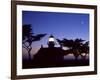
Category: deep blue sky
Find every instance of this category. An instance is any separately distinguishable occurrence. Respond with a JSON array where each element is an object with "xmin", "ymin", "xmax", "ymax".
[{"xmin": 22, "ymin": 11, "xmax": 89, "ymax": 48}]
